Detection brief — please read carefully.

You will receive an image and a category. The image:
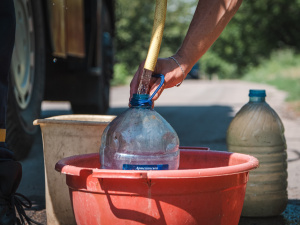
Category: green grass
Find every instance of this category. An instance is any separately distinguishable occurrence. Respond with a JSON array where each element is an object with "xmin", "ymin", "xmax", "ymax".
[
  {"xmin": 111, "ymin": 63, "xmax": 133, "ymax": 86},
  {"xmin": 268, "ymin": 77, "xmax": 300, "ymax": 101},
  {"xmin": 243, "ymin": 49, "xmax": 300, "ymax": 107}
]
